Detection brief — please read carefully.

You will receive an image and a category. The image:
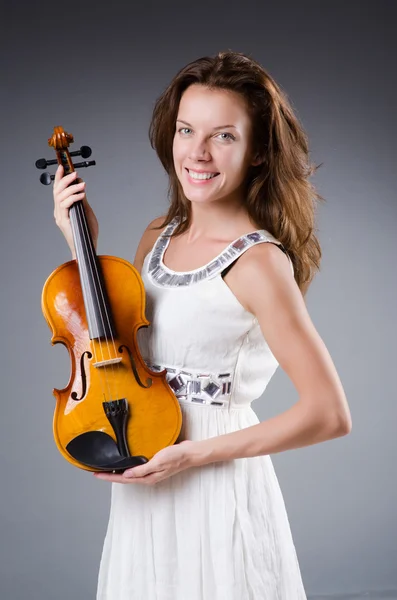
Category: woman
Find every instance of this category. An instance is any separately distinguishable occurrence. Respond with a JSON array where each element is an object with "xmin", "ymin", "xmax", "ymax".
[{"xmin": 53, "ymin": 51, "xmax": 352, "ymax": 600}]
